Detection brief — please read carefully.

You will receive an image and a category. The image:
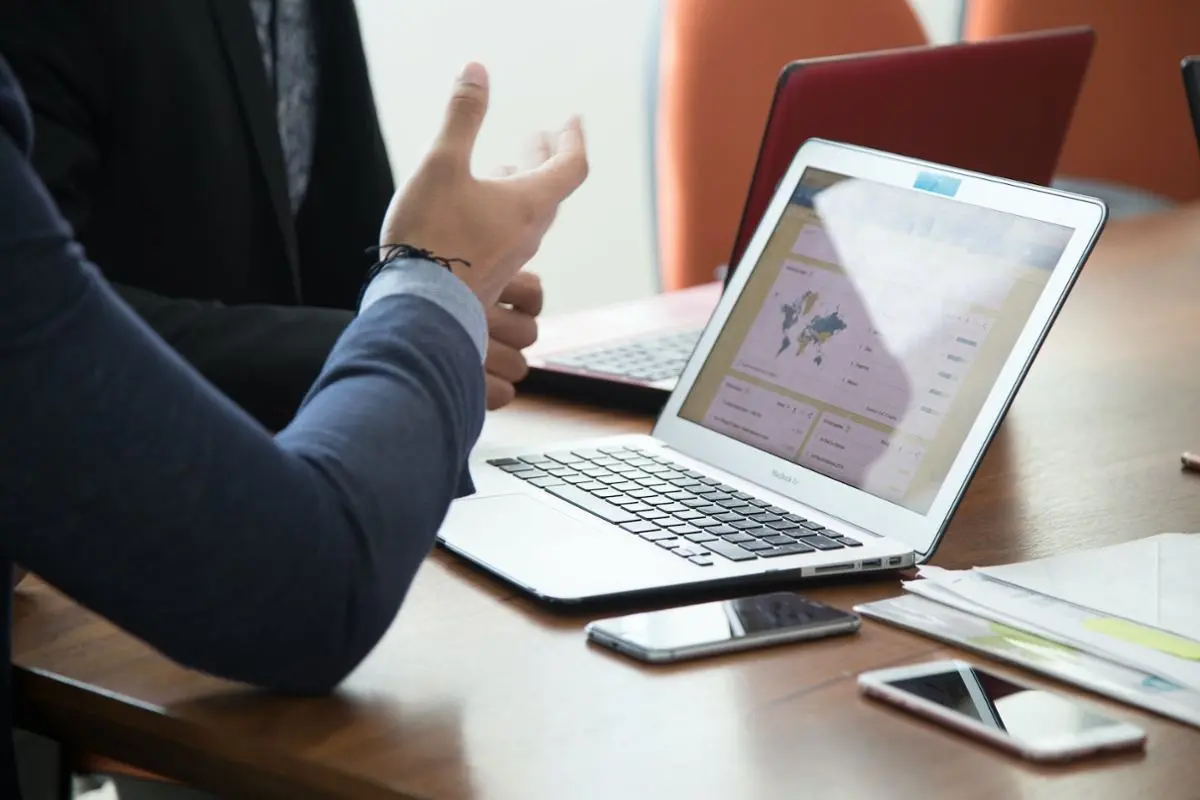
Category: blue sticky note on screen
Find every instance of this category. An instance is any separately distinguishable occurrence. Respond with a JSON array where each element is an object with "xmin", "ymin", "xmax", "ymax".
[{"xmin": 913, "ymin": 171, "xmax": 961, "ymax": 197}]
